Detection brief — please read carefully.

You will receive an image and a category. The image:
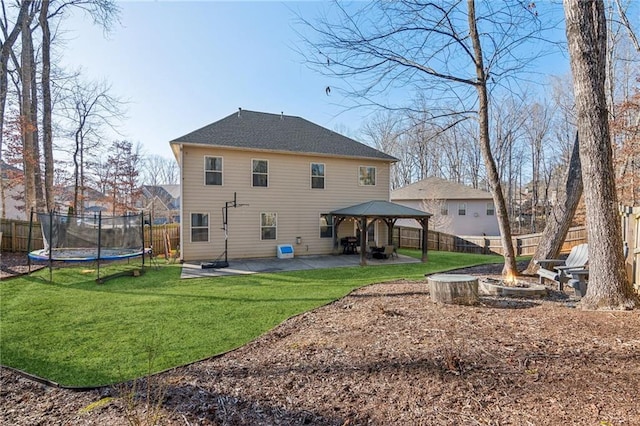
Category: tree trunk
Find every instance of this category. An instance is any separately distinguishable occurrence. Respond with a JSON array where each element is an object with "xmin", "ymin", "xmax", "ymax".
[
  {"xmin": 467, "ymin": 0, "xmax": 518, "ymax": 277},
  {"xmin": 20, "ymin": 6, "xmax": 38, "ymax": 213},
  {"xmin": 40, "ymin": 0, "xmax": 54, "ymax": 211},
  {"xmin": 0, "ymin": 0, "xmax": 30, "ymax": 168},
  {"xmin": 564, "ymin": 0, "xmax": 637, "ymax": 309},
  {"xmin": 523, "ymin": 132, "xmax": 583, "ymax": 274}
]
